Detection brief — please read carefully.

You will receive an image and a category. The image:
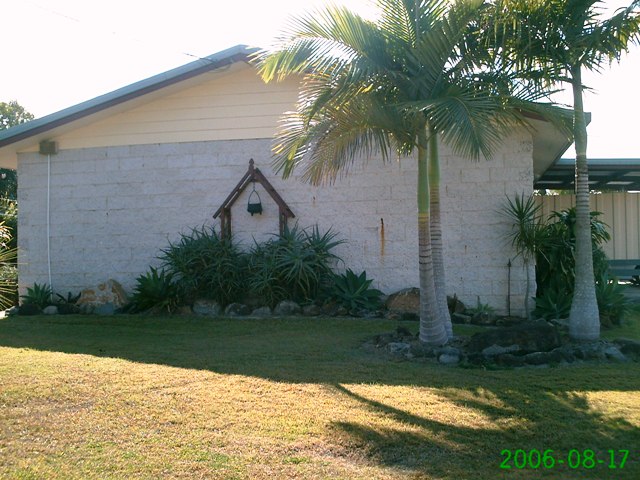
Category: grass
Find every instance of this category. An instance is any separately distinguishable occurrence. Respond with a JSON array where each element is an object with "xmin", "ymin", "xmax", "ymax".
[{"xmin": 0, "ymin": 314, "xmax": 639, "ymax": 479}]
